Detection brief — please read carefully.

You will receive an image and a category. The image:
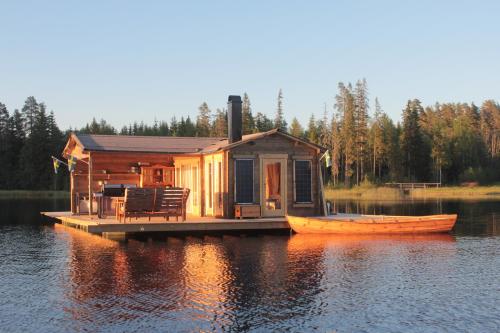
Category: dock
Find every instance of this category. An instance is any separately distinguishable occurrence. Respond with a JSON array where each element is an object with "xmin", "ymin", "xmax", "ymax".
[{"xmin": 41, "ymin": 212, "xmax": 291, "ymax": 239}]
